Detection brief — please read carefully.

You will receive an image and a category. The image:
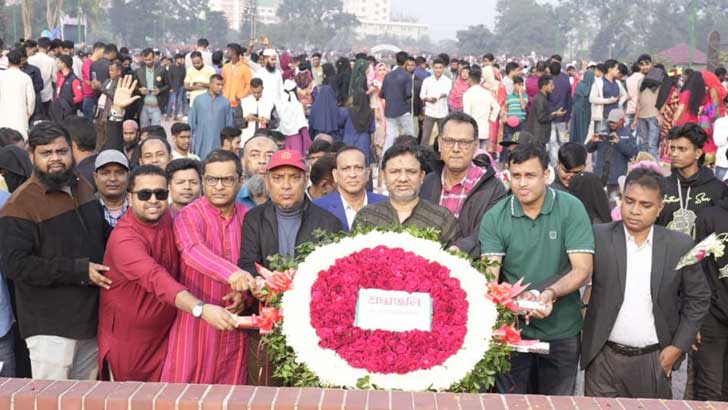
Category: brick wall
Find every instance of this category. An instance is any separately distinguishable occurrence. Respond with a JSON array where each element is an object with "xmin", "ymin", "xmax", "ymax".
[{"xmin": 0, "ymin": 378, "xmax": 726, "ymax": 410}]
